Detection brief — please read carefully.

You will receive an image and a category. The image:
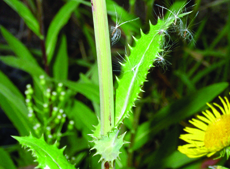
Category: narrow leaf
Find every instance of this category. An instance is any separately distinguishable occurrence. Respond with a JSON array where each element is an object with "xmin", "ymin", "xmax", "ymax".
[
  {"xmin": 0, "ymin": 26, "xmax": 38, "ymax": 65},
  {"xmin": 46, "ymin": 1, "xmax": 78, "ymax": 63},
  {"xmin": 3, "ymin": 0, "xmax": 42, "ymax": 38},
  {"xmin": 61, "ymin": 80, "xmax": 100, "ymax": 103},
  {"xmin": 67, "ymin": 100, "xmax": 98, "ymax": 132},
  {"xmin": 53, "ymin": 35, "xmax": 68, "ymax": 80},
  {"xmin": 0, "ymin": 56, "xmax": 45, "ymax": 77},
  {"xmin": 192, "ymin": 60, "xmax": 226, "ymax": 84},
  {"xmin": 0, "ymin": 148, "xmax": 17, "ymax": 169},
  {"xmin": 0, "ymin": 84, "xmax": 34, "ymax": 136},
  {"xmin": 0, "ymin": 70, "xmax": 24, "ymax": 100},
  {"xmin": 164, "ymin": 151, "xmax": 196, "ymax": 168}
]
